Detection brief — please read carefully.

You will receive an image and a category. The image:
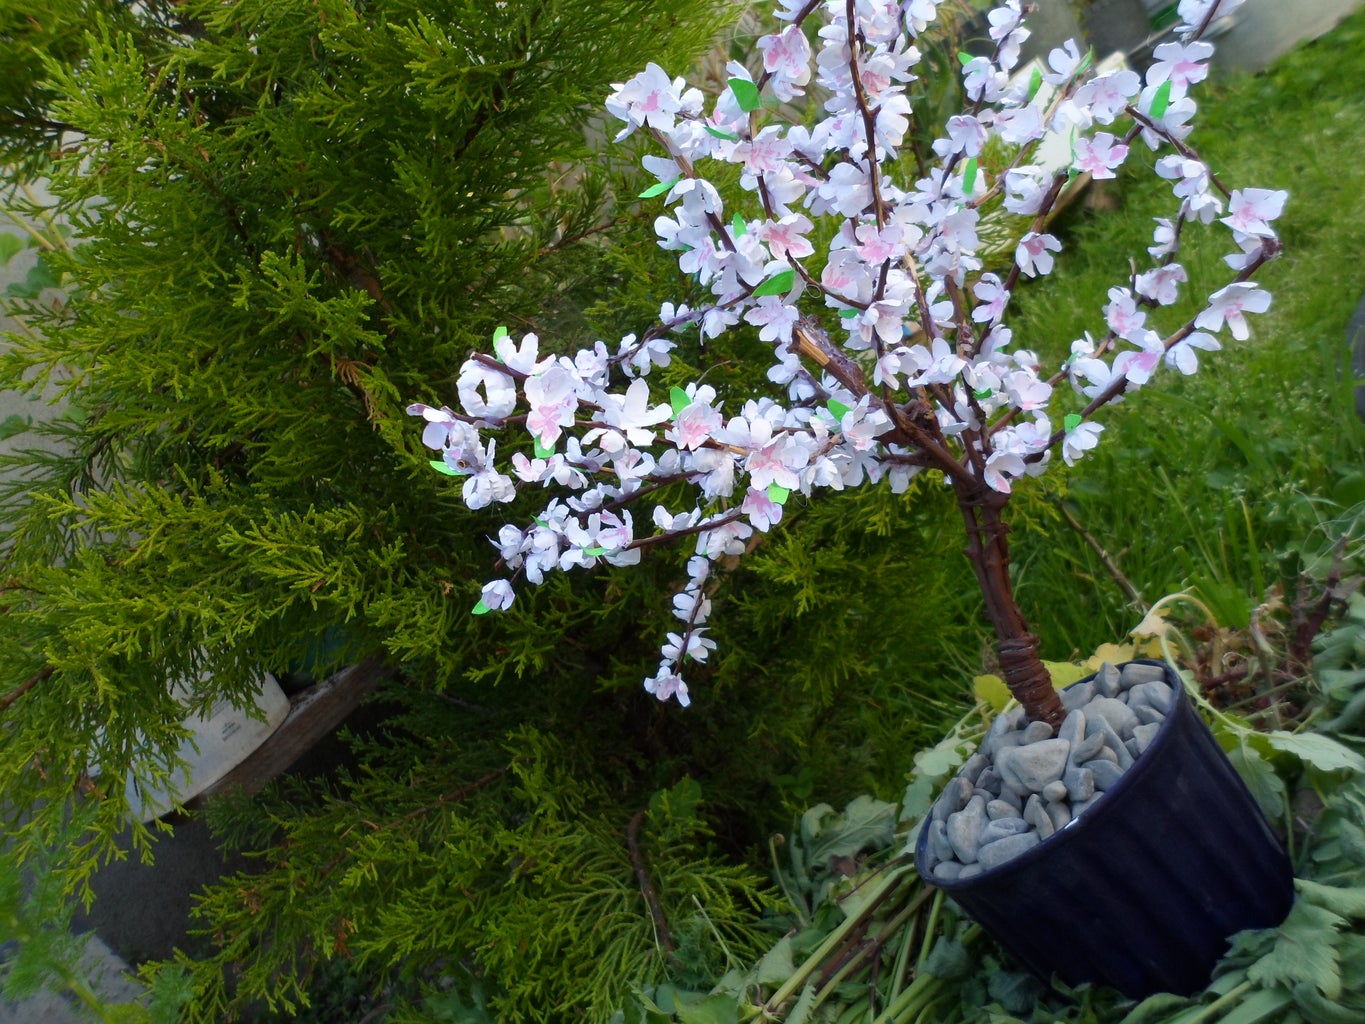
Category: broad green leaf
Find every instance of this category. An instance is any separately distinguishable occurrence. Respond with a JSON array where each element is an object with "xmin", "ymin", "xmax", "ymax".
[
  {"xmin": 1297, "ymin": 879, "xmax": 1365, "ymax": 918},
  {"xmin": 963, "ymin": 156, "xmax": 979, "ymax": 195},
  {"xmin": 471, "ymin": 599, "xmax": 491, "ymax": 615},
  {"xmin": 705, "ymin": 125, "xmax": 740, "ymax": 141},
  {"xmin": 1028, "ymin": 65, "xmax": 1044, "ymax": 102},
  {"xmin": 492, "ymin": 324, "xmax": 508, "ymax": 343},
  {"xmin": 1225, "ymin": 738, "xmax": 1288, "ymax": 820},
  {"xmin": 6, "ymin": 257, "xmax": 57, "ymax": 298},
  {"xmin": 1211, "ymin": 987, "xmax": 1296, "ymax": 1024},
  {"xmin": 1290, "ymin": 979, "xmax": 1364, "ymax": 1024},
  {"xmin": 957, "ymin": 51, "xmax": 973, "ymax": 66},
  {"xmin": 0, "ymin": 413, "xmax": 30, "ymax": 441},
  {"xmin": 826, "ymin": 399, "xmax": 851, "ymax": 420},
  {"xmin": 0, "ymin": 233, "xmax": 24, "ymax": 266},
  {"xmin": 974, "ymin": 673, "xmax": 1012, "ymax": 713},
  {"xmin": 1064, "ymin": 413, "xmax": 1082, "ymax": 433},
  {"xmin": 1118, "ymin": 992, "xmax": 1195, "ymax": 1024},
  {"xmin": 767, "ymin": 483, "xmax": 790, "ymax": 504},
  {"xmin": 783, "ymin": 983, "xmax": 818, "ymax": 1024},
  {"xmin": 584, "ymin": 546, "xmax": 608, "ymax": 557},
  {"xmin": 728, "ymin": 77, "xmax": 761, "ymax": 112},
  {"xmin": 751, "ymin": 268, "xmax": 795, "ymax": 298},
  {"xmin": 669, "ymin": 386, "xmax": 690, "ymax": 416},
  {"xmin": 754, "ymin": 936, "xmax": 794, "ymax": 986},
  {"xmin": 1149, "ymin": 79, "xmax": 1173, "ymax": 120},
  {"xmin": 923, "ymin": 938, "xmax": 971, "ymax": 981},
  {"xmin": 429, "ymin": 459, "xmax": 458, "ymax": 476},
  {"xmin": 911, "ymin": 731, "xmax": 973, "ymax": 778},
  {"xmin": 730, "ymin": 212, "xmax": 747, "ymax": 237},
  {"xmin": 533, "ymin": 436, "xmax": 554, "ymax": 459},
  {"xmin": 1247, "ymin": 899, "xmax": 1344, "ymax": 999},
  {"xmin": 838, "ymin": 307, "xmax": 859, "ymax": 319},
  {"xmin": 639, "ymin": 176, "xmax": 680, "ymax": 199},
  {"xmin": 800, "ymin": 795, "xmax": 897, "ymax": 864},
  {"xmin": 674, "ymin": 993, "xmax": 738, "ymax": 1024},
  {"xmin": 1044, "ymin": 660, "xmax": 1090, "ymax": 689},
  {"xmin": 1263, "ymin": 732, "xmax": 1365, "ymax": 774}
]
